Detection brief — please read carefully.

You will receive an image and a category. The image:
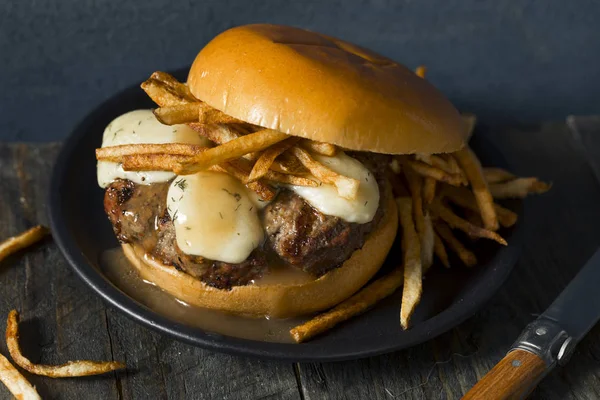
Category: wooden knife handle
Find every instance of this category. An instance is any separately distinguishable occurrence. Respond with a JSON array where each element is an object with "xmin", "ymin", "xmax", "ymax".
[{"xmin": 462, "ymin": 349, "xmax": 548, "ymax": 400}]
